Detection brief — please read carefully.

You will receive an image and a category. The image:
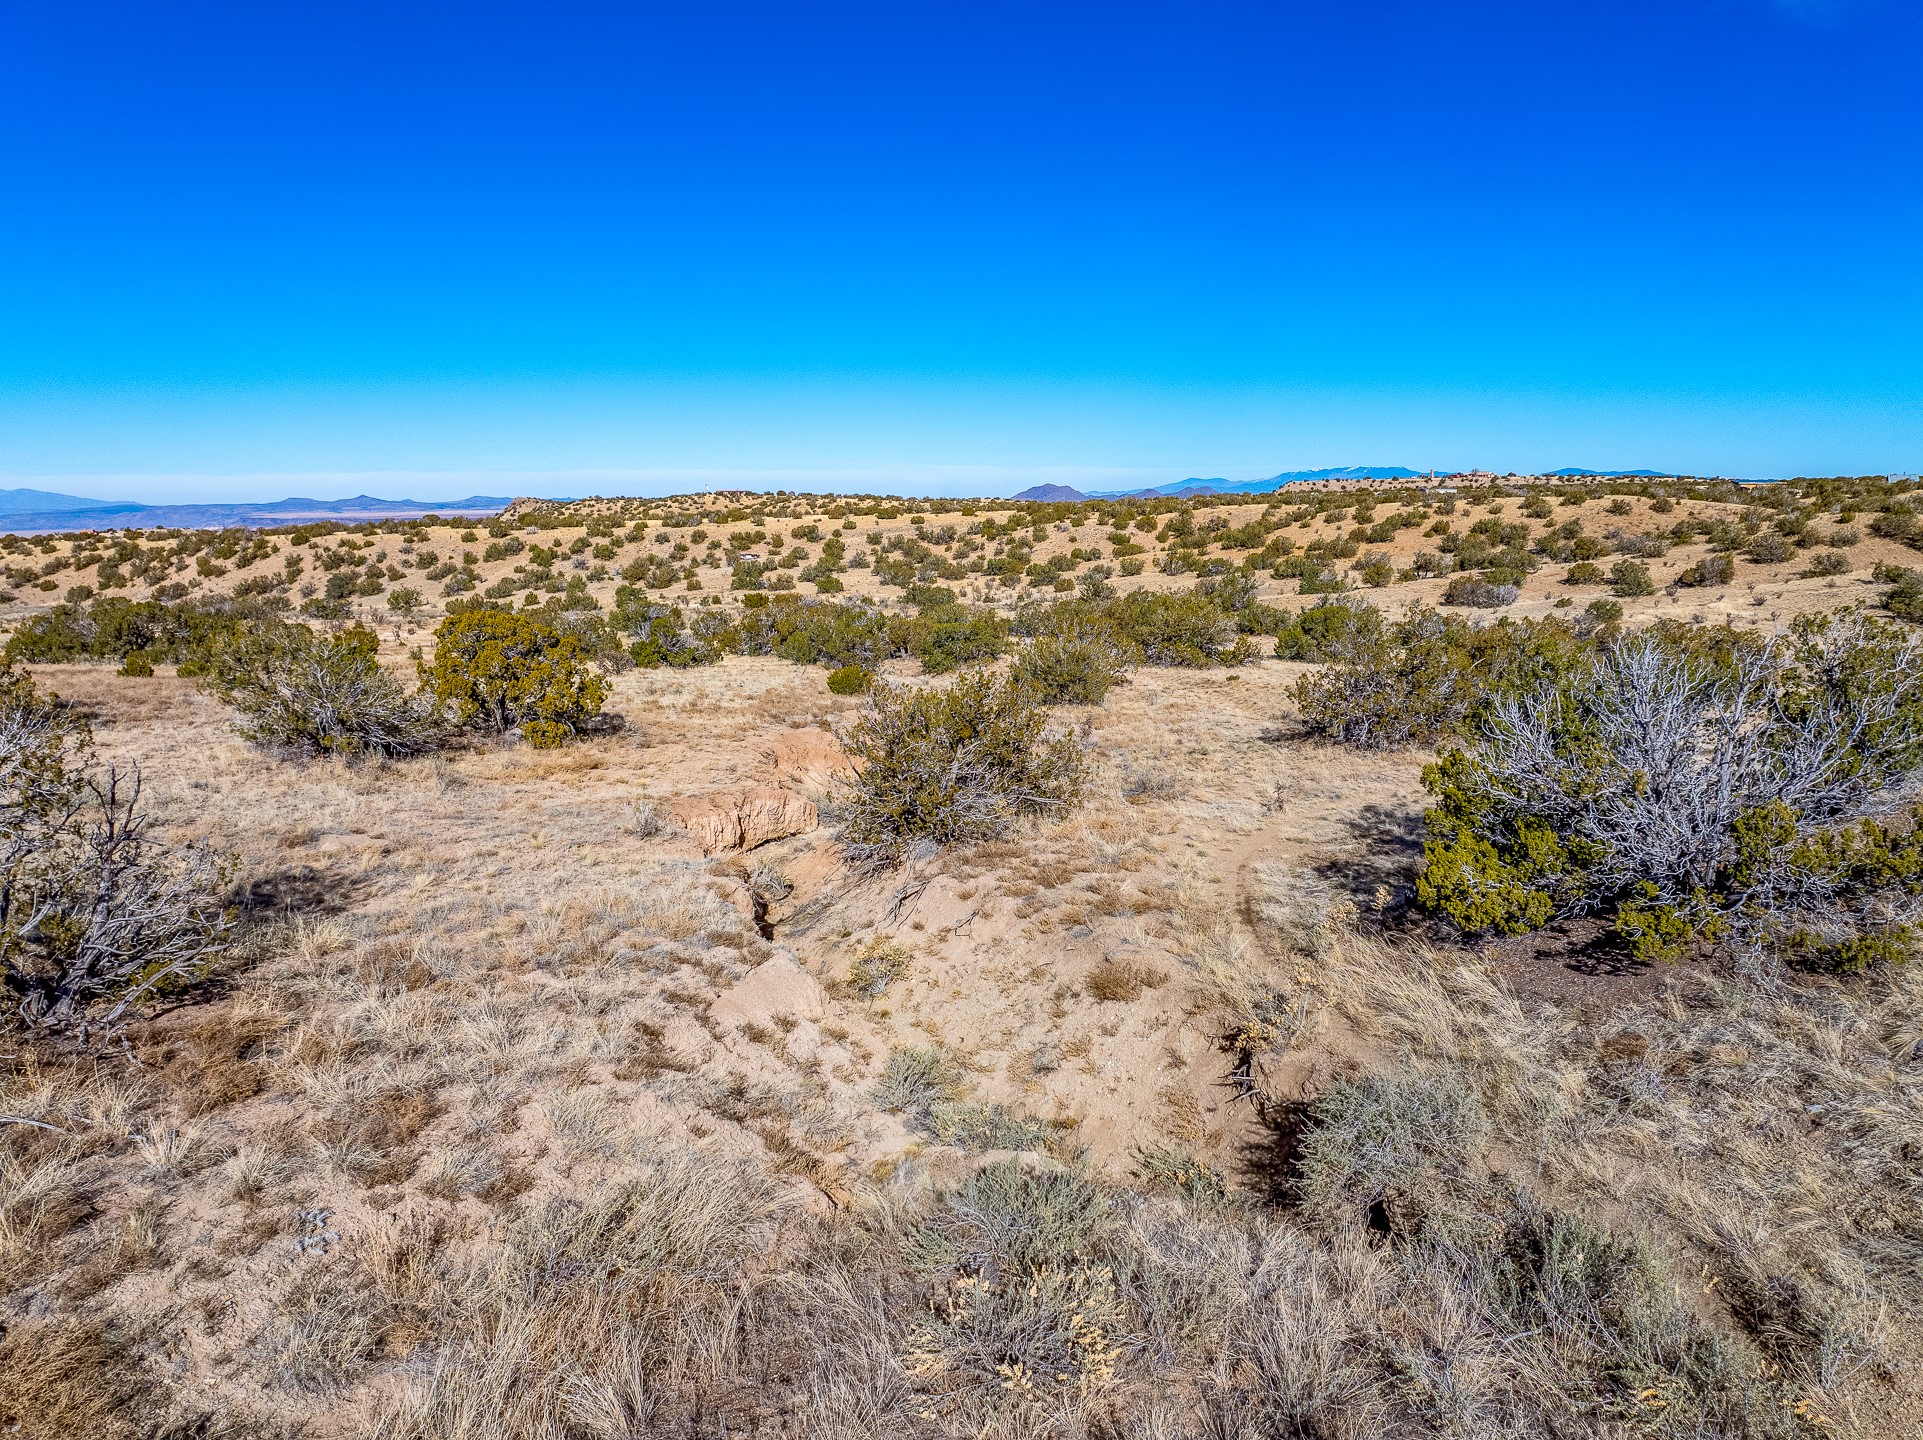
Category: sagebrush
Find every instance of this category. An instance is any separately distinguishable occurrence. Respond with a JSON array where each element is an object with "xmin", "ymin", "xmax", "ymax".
[
  {"xmin": 1419, "ymin": 613, "xmax": 1923, "ymax": 965},
  {"xmin": 837, "ymin": 672, "xmax": 1086, "ymax": 866}
]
